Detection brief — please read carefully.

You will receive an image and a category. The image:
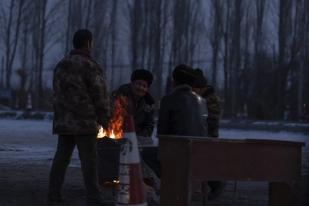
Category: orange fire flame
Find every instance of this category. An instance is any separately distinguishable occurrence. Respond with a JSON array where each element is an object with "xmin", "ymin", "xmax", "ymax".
[{"xmin": 97, "ymin": 96, "xmax": 128, "ymax": 139}]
